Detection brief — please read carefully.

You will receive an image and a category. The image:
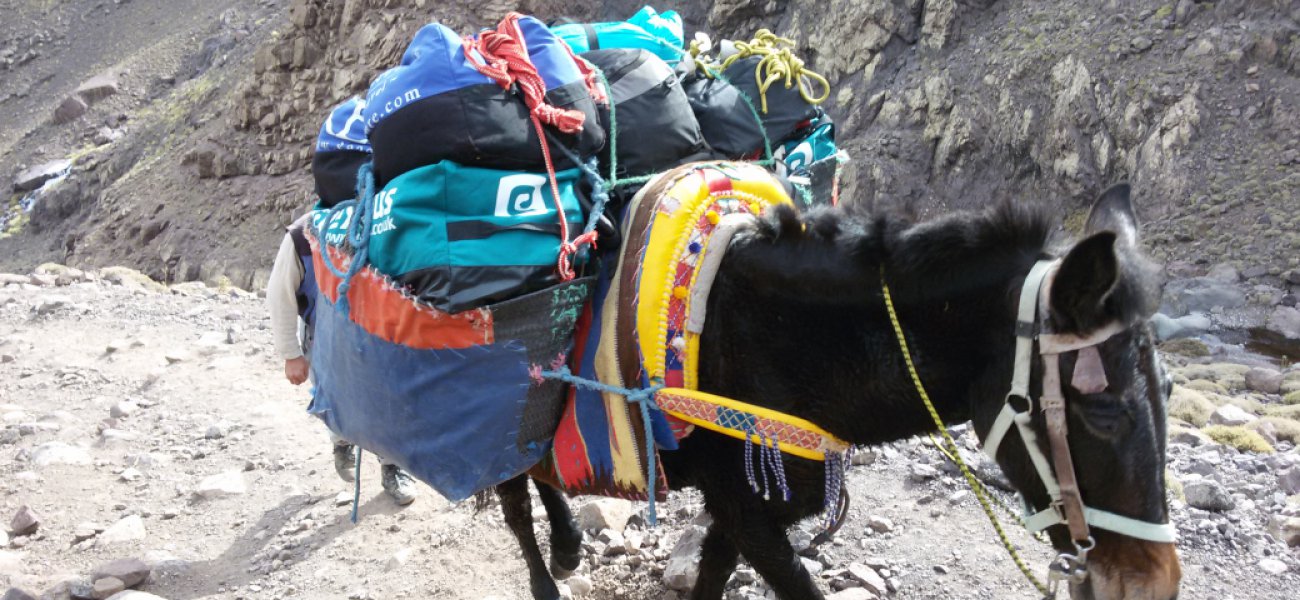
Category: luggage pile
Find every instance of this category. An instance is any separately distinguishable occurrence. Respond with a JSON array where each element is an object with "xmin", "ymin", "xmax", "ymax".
[{"xmin": 304, "ymin": 6, "xmax": 848, "ymax": 502}]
